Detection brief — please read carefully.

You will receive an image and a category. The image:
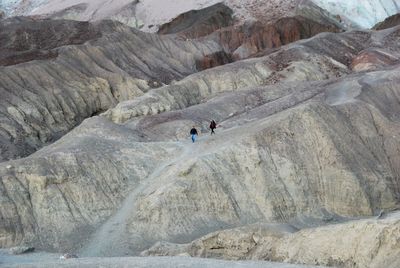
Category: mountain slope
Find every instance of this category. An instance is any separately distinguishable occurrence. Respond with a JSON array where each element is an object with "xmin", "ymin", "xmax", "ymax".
[
  {"xmin": 1, "ymin": 26, "xmax": 399, "ymax": 264},
  {"xmin": 1, "ymin": 2, "xmax": 400, "ymax": 268},
  {"xmin": 0, "ymin": 17, "xmax": 226, "ymax": 162},
  {"xmin": 0, "ymin": 13, "xmax": 341, "ymax": 162}
]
